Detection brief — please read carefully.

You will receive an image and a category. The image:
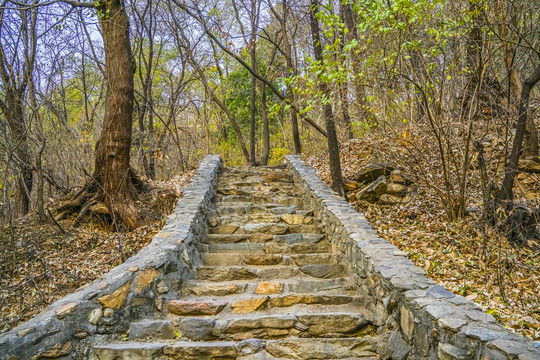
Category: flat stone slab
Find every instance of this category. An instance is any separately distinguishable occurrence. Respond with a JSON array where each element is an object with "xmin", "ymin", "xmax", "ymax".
[
  {"xmin": 94, "ymin": 343, "xmax": 165, "ymax": 360},
  {"xmin": 168, "ymin": 299, "xmax": 228, "ymax": 315},
  {"xmin": 266, "ymin": 338, "xmax": 376, "ymax": 359}
]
